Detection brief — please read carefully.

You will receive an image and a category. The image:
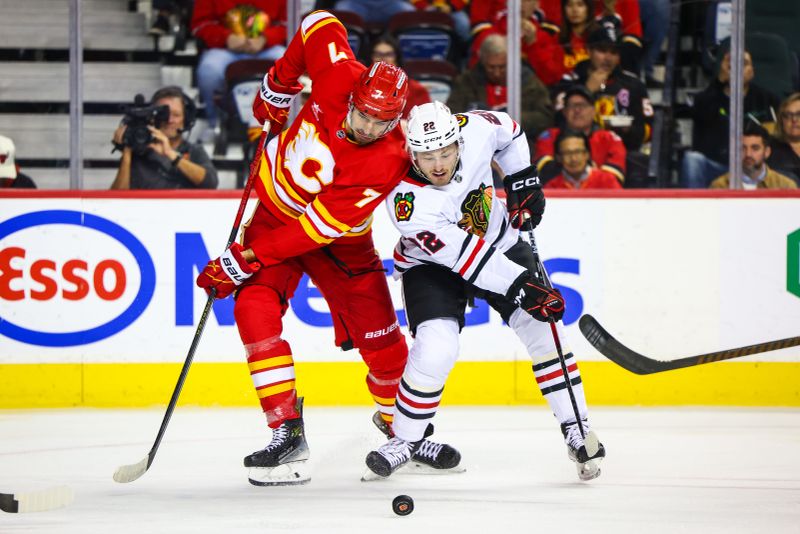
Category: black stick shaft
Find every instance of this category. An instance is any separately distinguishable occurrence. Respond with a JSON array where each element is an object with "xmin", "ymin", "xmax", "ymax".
[
  {"xmin": 527, "ymin": 230, "xmax": 585, "ymax": 438},
  {"xmin": 144, "ymin": 131, "xmax": 272, "ymax": 469}
]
